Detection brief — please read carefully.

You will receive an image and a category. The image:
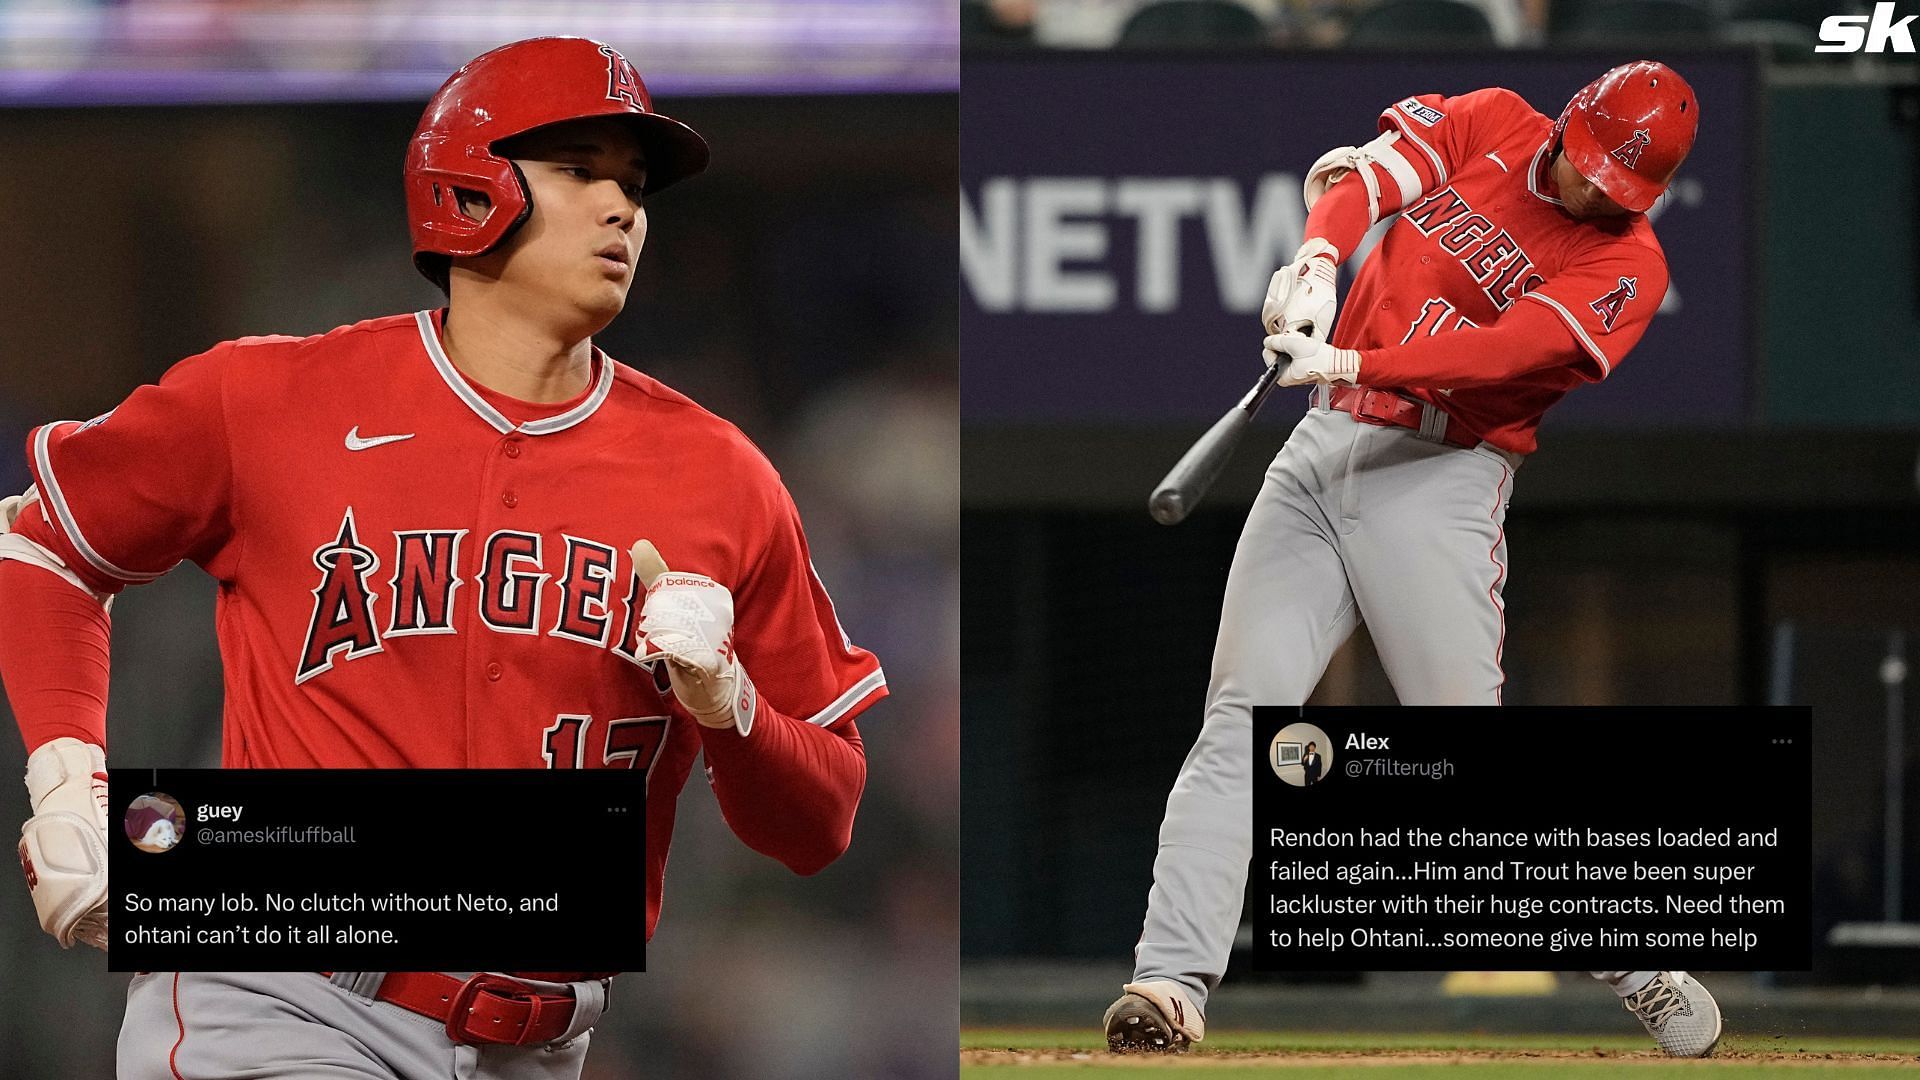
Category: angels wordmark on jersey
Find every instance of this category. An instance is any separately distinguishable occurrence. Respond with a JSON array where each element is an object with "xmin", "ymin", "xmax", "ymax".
[
  {"xmin": 297, "ymin": 507, "xmax": 659, "ymax": 685},
  {"xmin": 16, "ymin": 310, "xmax": 886, "ymax": 774}
]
